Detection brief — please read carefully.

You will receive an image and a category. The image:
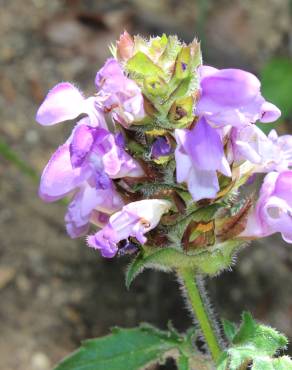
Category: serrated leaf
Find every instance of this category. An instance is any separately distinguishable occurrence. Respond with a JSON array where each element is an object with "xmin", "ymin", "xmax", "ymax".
[
  {"xmin": 253, "ymin": 356, "xmax": 292, "ymax": 370},
  {"xmin": 54, "ymin": 325, "xmax": 182, "ymax": 370},
  {"xmin": 272, "ymin": 356, "xmax": 292, "ymax": 370},
  {"xmin": 233, "ymin": 312, "xmax": 288, "ymax": 355},
  {"xmin": 218, "ymin": 312, "xmax": 290, "ymax": 370},
  {"xmin": 252, "ymin": 357, "xmax": 275, "ymax": 370},
  {"xmin": 223, "ymin": 319, "xmax": 237, "ymax": 343}
]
